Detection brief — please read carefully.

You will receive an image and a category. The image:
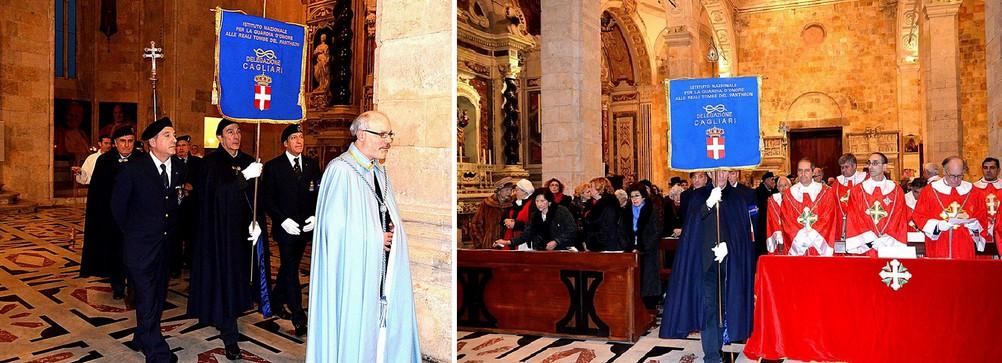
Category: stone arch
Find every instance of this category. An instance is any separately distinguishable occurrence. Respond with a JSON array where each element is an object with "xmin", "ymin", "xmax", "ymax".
[
  {"xmin": 700, "ymin": 0, "xmax": 738, "ymax": 76},
  {"xmin": 601, "ymin": 6, "xmax": 653, "ymax": 85},
  {"xmin": 786, "ymin": 91, "xmax": 845, "ymax": 127}
]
